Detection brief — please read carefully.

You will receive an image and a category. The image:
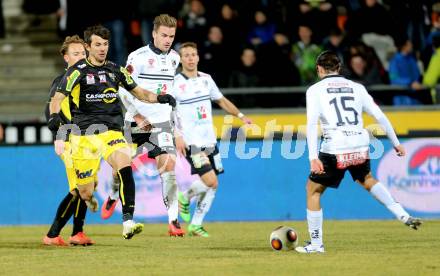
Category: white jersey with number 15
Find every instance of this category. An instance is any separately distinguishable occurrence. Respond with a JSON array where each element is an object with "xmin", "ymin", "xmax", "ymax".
[{"xmin": 306, "ymin": 75, "xmax": 387, "ymax": 156}]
